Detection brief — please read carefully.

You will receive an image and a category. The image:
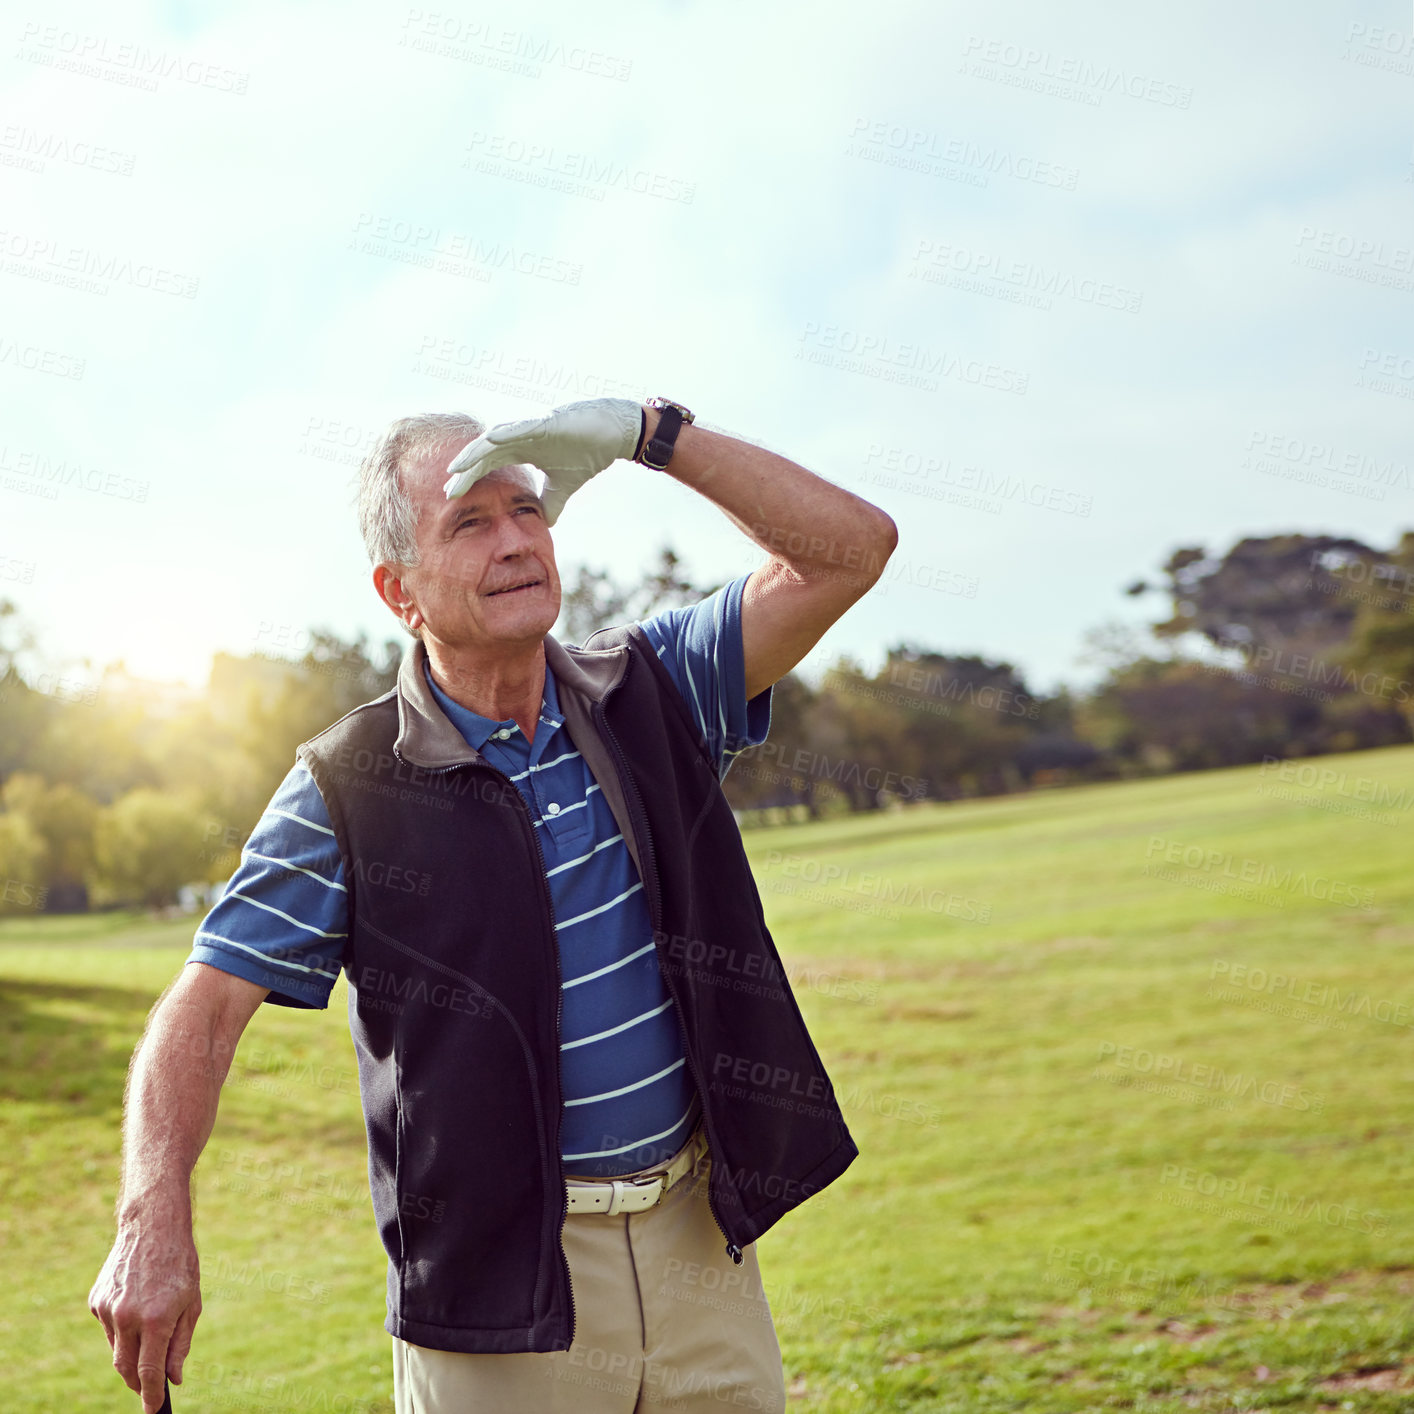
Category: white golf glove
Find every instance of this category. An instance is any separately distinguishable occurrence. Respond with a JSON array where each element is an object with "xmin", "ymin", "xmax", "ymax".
[{"xmin": 443, "ymin": 397, "xmax": 644, "ymax": 526}]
